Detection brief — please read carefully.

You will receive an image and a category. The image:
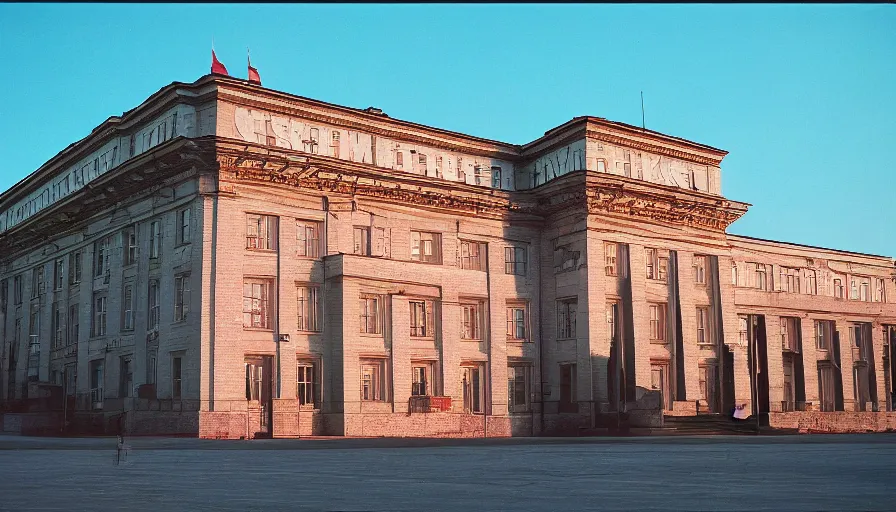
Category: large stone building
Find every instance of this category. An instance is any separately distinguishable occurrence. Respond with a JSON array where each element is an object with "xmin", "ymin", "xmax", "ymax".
[{"xmin": 1, "ymin": 74, "xmax": 894, "ymax": 438}]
